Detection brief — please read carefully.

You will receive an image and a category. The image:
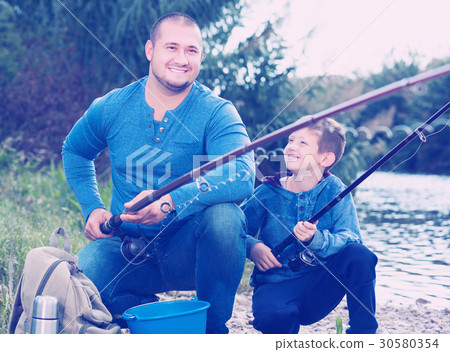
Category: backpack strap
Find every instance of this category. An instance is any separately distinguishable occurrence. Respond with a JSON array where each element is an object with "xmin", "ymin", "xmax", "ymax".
[
  {"xmin": 35, "ymin": 259, "xmax": 66, "ymax": 297},
  {"xmin": 49, "ymin": 228, "xmax": 71, "ymax": 253}
]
